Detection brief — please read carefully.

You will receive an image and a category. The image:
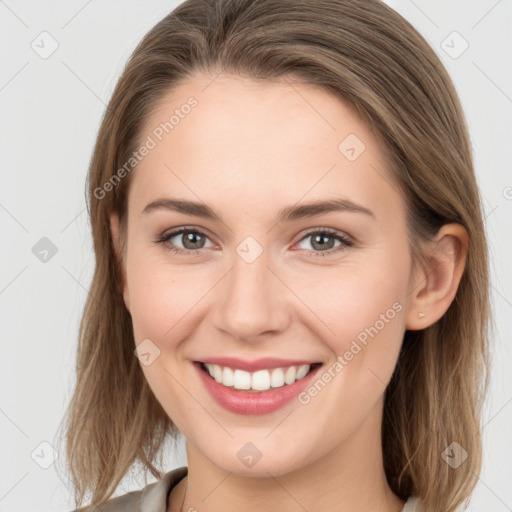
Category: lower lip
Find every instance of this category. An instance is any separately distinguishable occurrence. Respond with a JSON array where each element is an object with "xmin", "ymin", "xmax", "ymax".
[{"xmin": 194, "ymin": 362, "xmax": 322, "ymax": 415}]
